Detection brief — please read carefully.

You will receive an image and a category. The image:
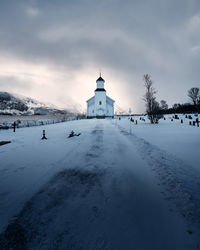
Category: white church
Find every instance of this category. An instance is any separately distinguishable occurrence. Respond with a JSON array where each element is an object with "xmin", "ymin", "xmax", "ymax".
[{"xmin": 87, "ymin": 75, "xmax": 115, "ymax": 118}]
